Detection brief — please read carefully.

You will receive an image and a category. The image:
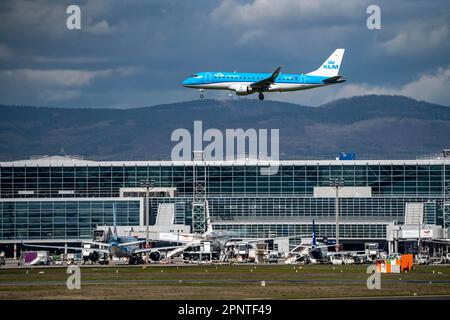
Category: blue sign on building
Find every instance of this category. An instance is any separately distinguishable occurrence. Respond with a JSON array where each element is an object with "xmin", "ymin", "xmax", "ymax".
[{"xmin": 338, "ymin": 152, "xmax": 356, "ymax": 160}]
